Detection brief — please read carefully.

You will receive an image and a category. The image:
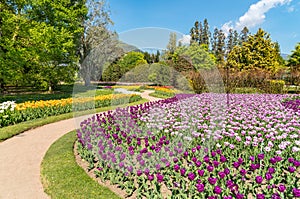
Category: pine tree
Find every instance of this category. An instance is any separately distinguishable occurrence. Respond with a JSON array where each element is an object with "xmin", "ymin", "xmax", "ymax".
[
  {"xmin": 240, "ymin": 26, "xmax": 249, "ymax": 44},
  {"xmin": 202, "ymin": 18, "xmax": 210, "ymax": 47}
]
